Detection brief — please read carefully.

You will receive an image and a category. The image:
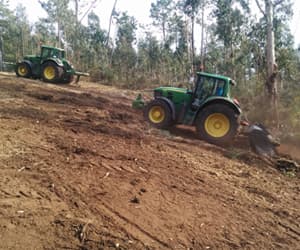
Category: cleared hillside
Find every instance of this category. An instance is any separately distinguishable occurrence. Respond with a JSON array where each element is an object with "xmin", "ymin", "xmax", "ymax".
[{"xmin": 0, "ymin": 75, "xmax": 299, "ymax": 250}]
